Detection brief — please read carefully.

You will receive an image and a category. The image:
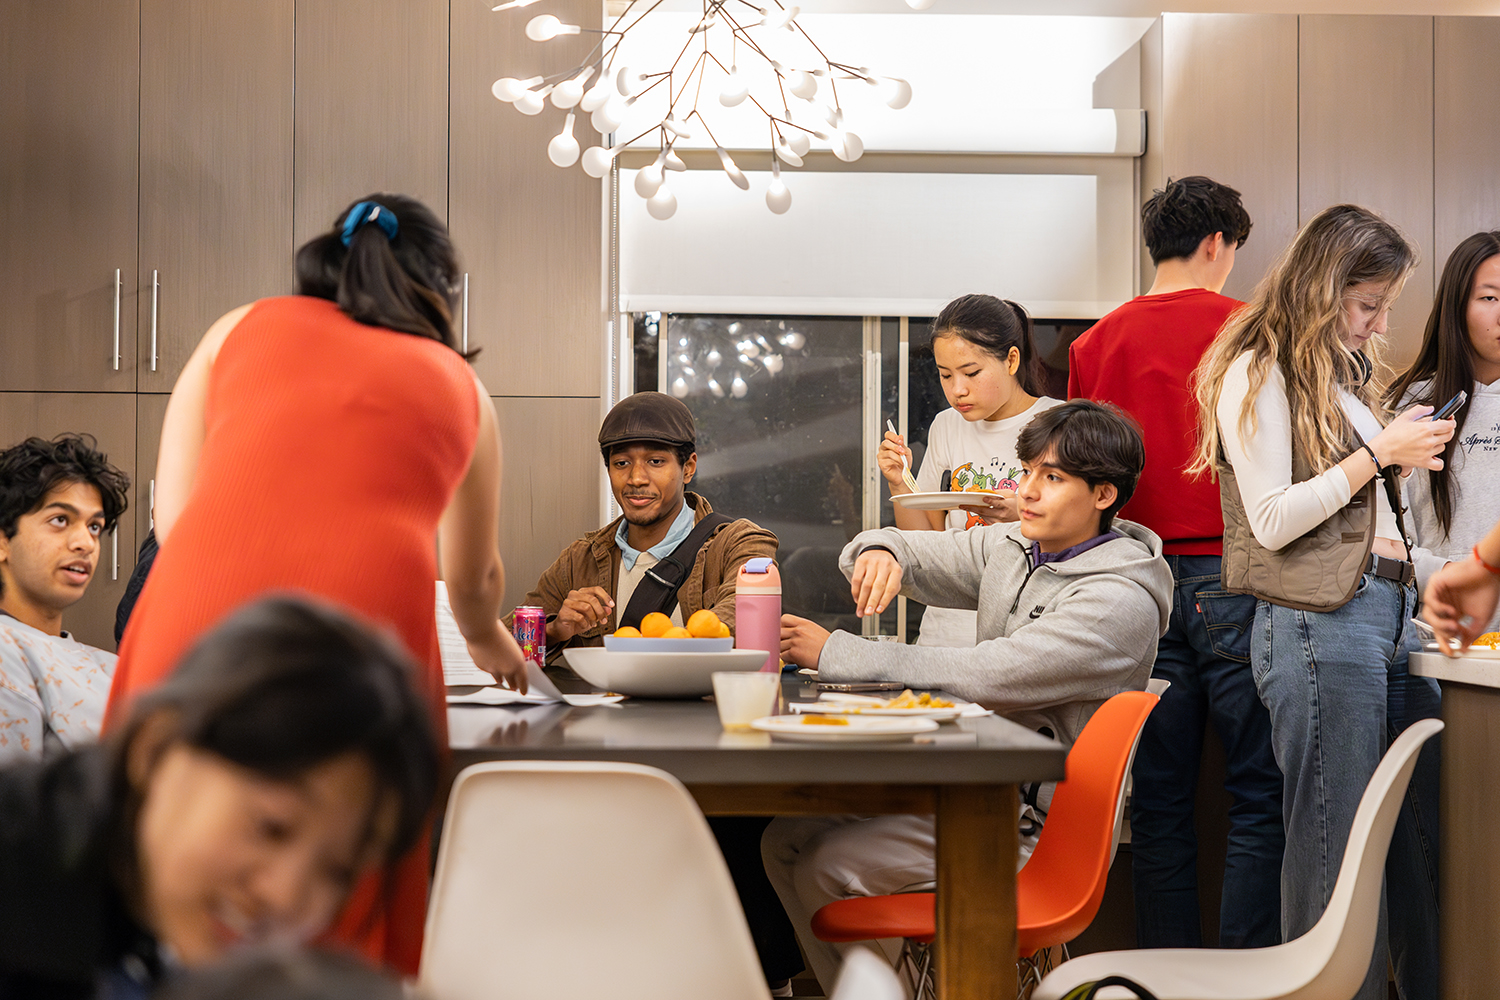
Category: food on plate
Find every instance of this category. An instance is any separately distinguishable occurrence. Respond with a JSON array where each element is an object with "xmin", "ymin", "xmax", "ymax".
[
  {"xmin": 639, "ymin": 612, "xmax": 673, "ymax": 638},
  {"xmin": 1474, "ymin": 631, "xmax": 1500, "ymax": 649},
  {"xmin": 663, "ymin": 626, "xmax": 693, "ymax": 638},
  {"xmin": 612, "ymin": 625, "xmax": 643, "ymax": 638},
  {"xmin": 800, "ymin": 715, "xmax": 850, "ymax": 726},
  {"xmin": 879, "ymin": 689, "xmax": 955, "ymax": 709},
  {"xmin": 687, "ymin": 609, "xmax": 724, "ymax": 638}
]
